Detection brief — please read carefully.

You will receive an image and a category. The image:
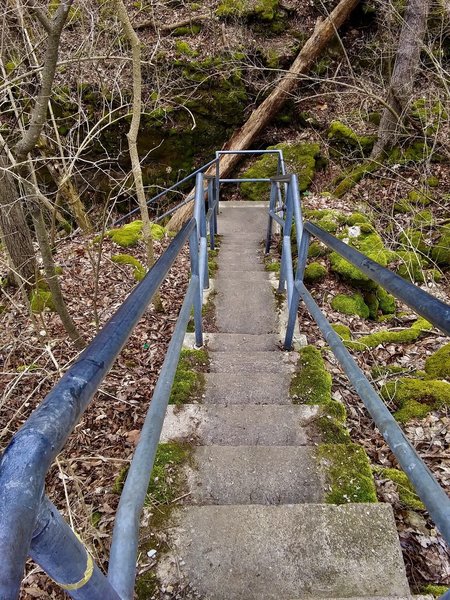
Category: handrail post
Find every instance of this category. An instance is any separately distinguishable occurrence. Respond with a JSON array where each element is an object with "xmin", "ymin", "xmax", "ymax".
[
  {"xmin": 265, "ymin": 180, "xmax": 277, "ymax": 254},
  {"xmin": 192, "ymin": 173, "xmax": 205, "ymax": 347},
  {"xmin": 285, "ymin": 230, "xmax": 310, "ymax": 349},
  {"xmin": 207, "ymin": 177, "xmax": 216, "ymax": 250}
]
